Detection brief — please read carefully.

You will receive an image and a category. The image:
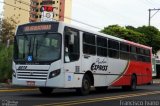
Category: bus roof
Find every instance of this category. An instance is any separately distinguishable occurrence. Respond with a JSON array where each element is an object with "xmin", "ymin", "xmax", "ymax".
[
  {"xmin": 16, "ymin": 21, "xmax": 152, "ymax": 50},
  {"xmin": 59, "ymin": 21, "xmax": 151, "ymax": 50}
]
